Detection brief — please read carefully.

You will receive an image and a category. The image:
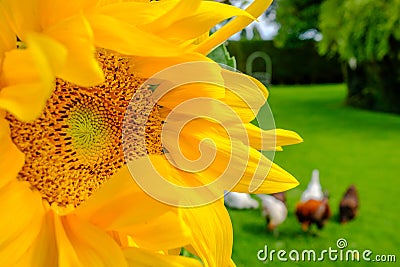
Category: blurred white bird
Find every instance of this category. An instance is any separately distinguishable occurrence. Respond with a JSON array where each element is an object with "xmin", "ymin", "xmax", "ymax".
[
  {"xmin": 301, "ymin": 169, "xmax": 324, "ymax": 202},
  {"xmin": 224, "ymin": 192, "xmax": 259, "ymax": 209},
  {"xmin": 257, "ymin": 194, "xmax": 287, "ymax": 234}
]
